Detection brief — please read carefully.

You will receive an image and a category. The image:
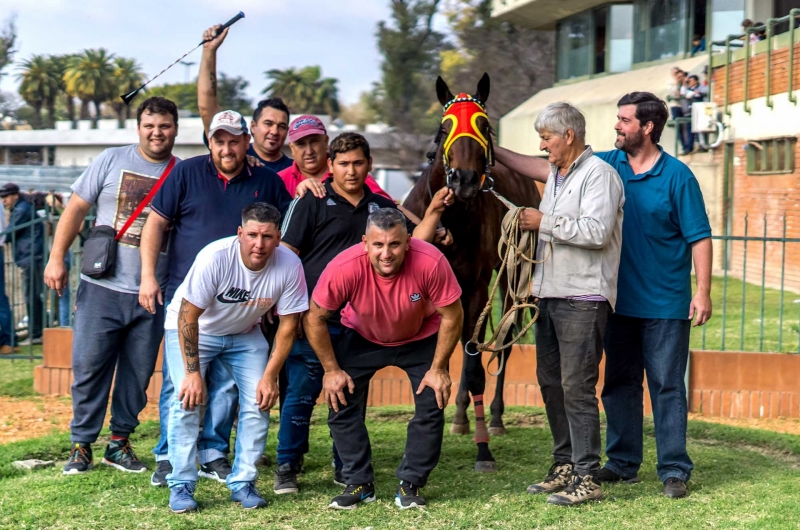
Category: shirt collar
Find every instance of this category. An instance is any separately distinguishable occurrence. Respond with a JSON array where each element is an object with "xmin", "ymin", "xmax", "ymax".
[
  {"xmin": 324, "ymin": 180, "xmax": 374, "ymax": 208},
  {"xmin": 619, "ymin": 146, "xmax": 667, "ymax": 180},
  {"xmin": 549, "ymin": 145, "xmax": 594, "ymax": 179}
]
